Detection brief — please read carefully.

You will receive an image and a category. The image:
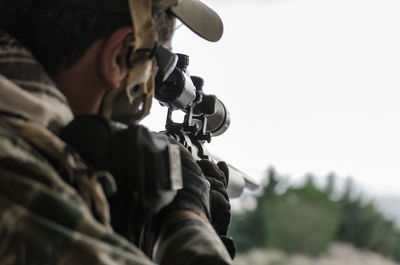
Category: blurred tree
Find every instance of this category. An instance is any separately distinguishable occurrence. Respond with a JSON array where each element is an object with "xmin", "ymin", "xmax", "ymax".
[
  {"xmin": 229, "ymin": 168, "xmax": 400, "ymax": 262},
  {"xmin": 228, "ymin": 167, "xmax": 278, "ymax": 252},
  {"xmin": 342, "ymin": 177, "xmax": 354, "ymax": 201},
  {"xmin": 337, "ymin": 192, "xmax": 400, "ymax": 260},
  {"xmin": 265, "ymin": 182, "xmax": 340, "ymax": 255},
  {"xmin": 304, "ymin": 173, "xmax": 316, "ymax": 188},
  {"xmin": 325, "ymin": 172, "xmax": 337, "ymax": 198}
]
